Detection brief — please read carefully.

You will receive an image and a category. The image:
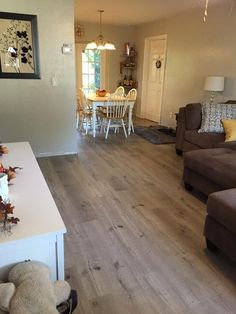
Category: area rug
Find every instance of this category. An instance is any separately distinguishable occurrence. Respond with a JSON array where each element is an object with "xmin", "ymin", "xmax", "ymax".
[{"xmin": 134, "ymin": 126, "xmax": 176, "ymax": 144}]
